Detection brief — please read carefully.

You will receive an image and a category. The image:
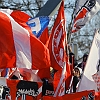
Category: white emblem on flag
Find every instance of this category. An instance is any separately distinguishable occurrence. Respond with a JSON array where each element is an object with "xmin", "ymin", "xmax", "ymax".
[{"xmin": 52, "ymin": 19, "xmax": 65, "ymax": 68}]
